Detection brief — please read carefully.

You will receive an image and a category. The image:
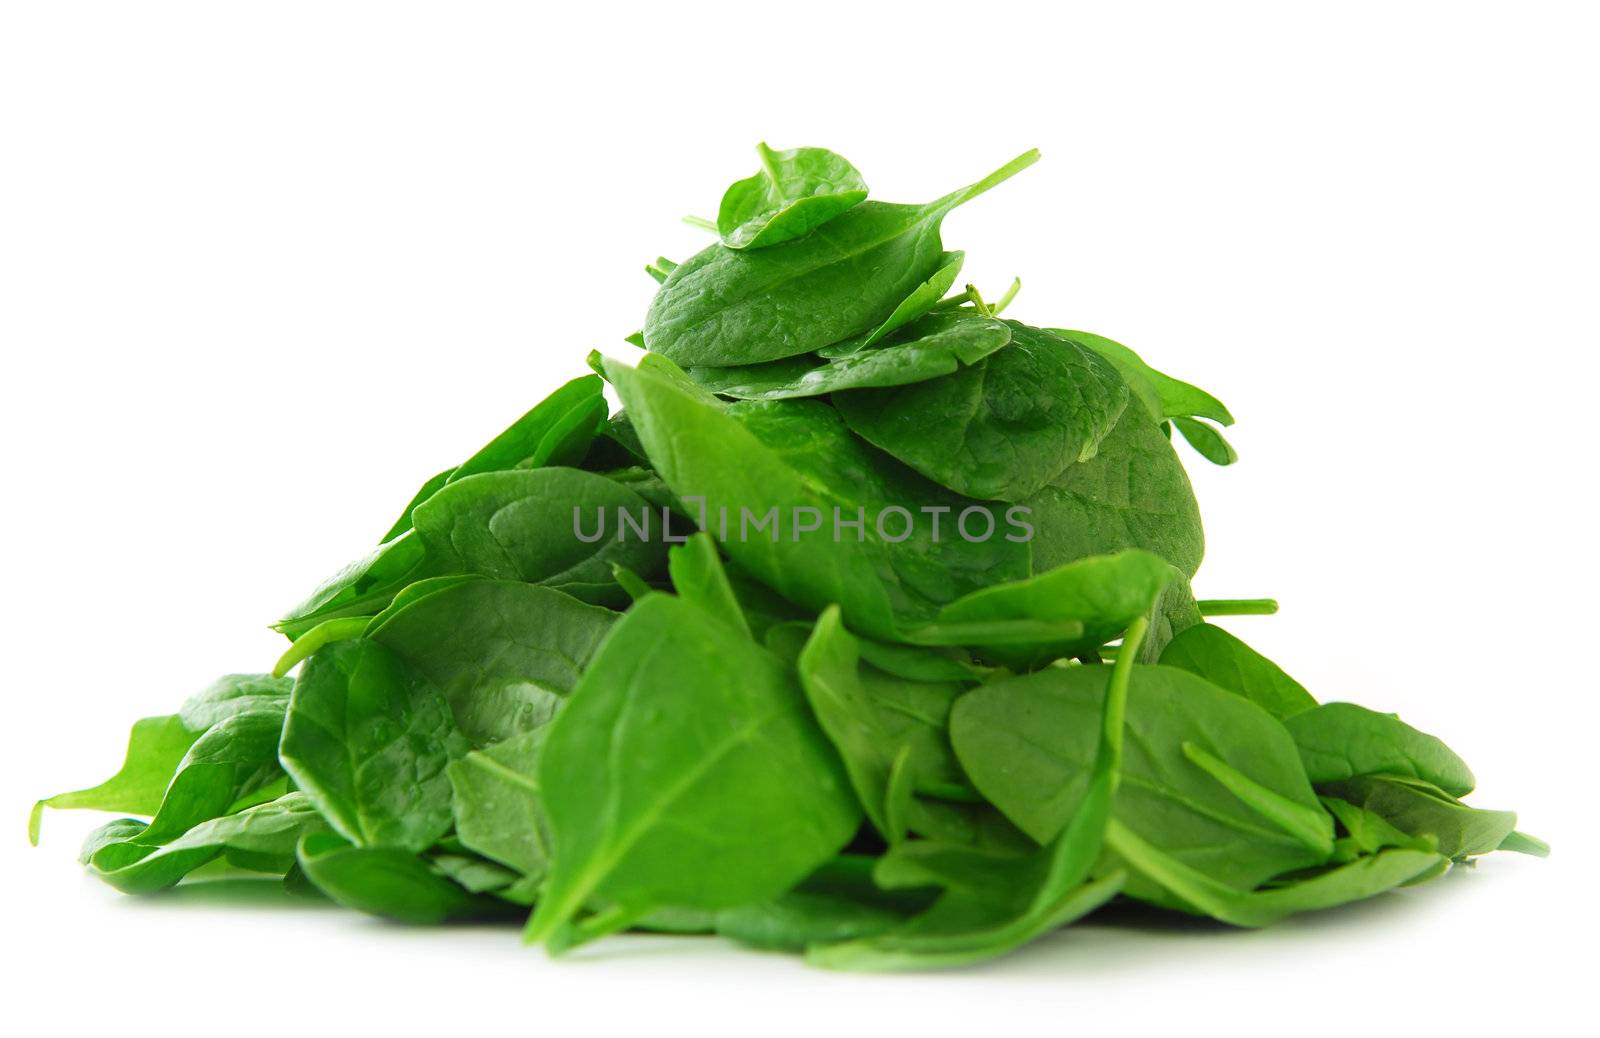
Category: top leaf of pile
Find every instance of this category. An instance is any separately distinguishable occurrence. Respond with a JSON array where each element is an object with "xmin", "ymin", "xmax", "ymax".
[{"xmin": 33, "ymin": 142, "xmax": 1543, "ymax": 973}]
